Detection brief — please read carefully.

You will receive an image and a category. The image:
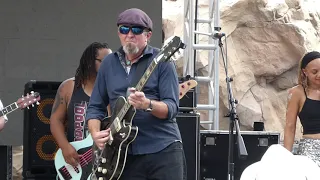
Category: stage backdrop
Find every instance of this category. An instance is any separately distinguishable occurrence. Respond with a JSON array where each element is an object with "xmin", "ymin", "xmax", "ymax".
[{"xmin": 0, "ymin": 0, "xmax": 162, "ymax": 145}]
